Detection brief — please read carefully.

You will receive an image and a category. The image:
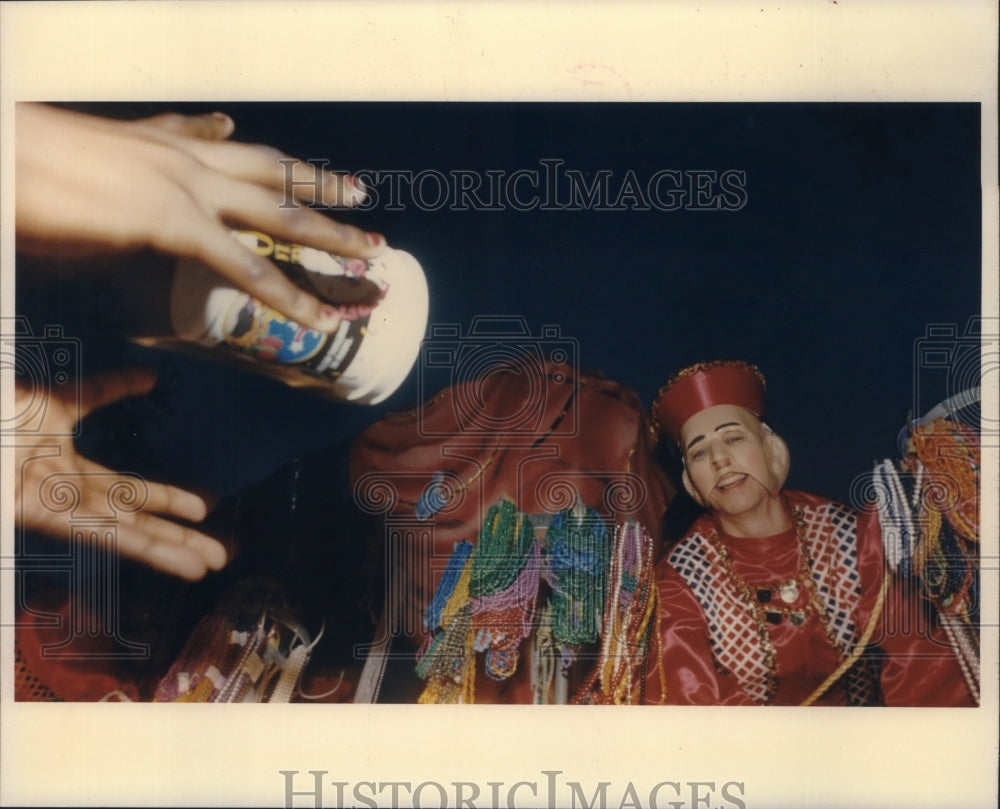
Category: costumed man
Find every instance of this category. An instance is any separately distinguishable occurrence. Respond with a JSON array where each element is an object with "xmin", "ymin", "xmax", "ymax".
[{"xmin": 643, "ymin": 360, "xmax": 975, "ymax": 706}]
